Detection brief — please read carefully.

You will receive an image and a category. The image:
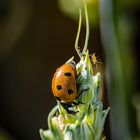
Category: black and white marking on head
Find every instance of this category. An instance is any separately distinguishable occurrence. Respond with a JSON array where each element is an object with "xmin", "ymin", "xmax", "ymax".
[
  {"xmin": 68, "ymin": 89, "xmax": 74, "ymax": 94},
  {"xmin": 64, "ymin": 72, "xmax": 71, "ymax": 77},
  {"xmin": 68, "ymin": 61, "xmax": 76, "ymax": 69},
  {"xmin": 57, "ymin": 85, "xmax": 62, "ymax": 90}
]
